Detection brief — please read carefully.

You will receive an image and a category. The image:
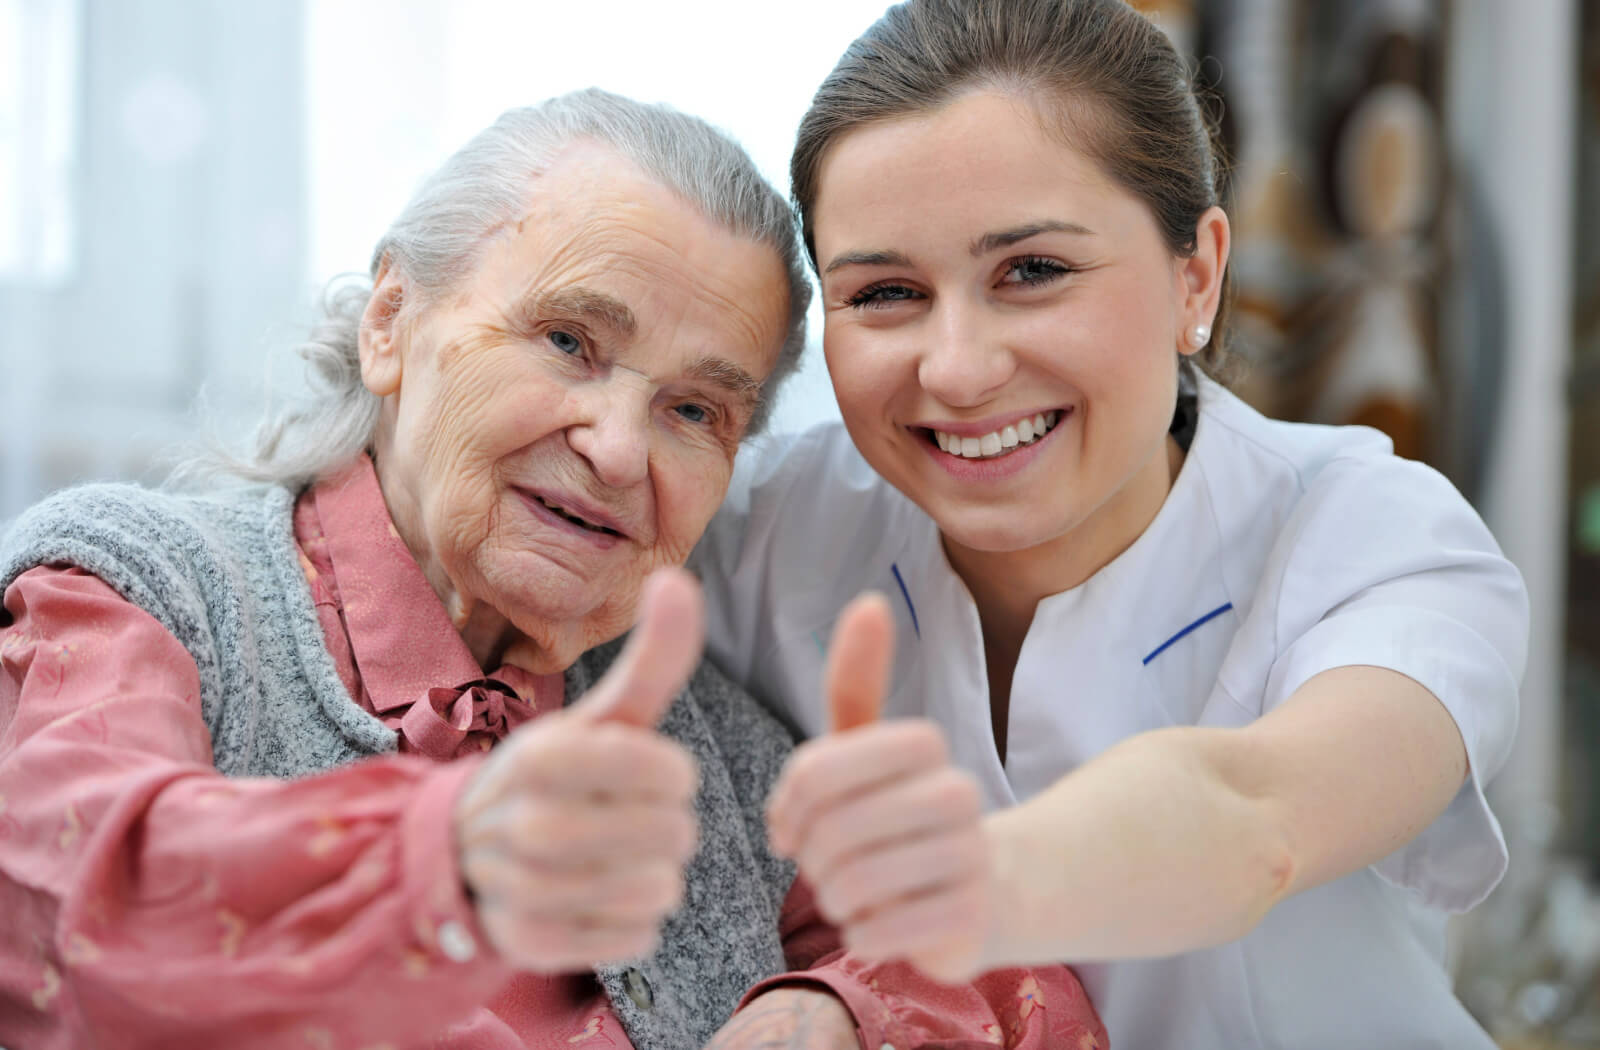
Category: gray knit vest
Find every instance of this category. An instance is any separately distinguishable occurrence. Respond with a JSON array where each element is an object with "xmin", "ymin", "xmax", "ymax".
[{"xmin": 0, "ymin": 482, "xmax": 797, "ymax": 1050}]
